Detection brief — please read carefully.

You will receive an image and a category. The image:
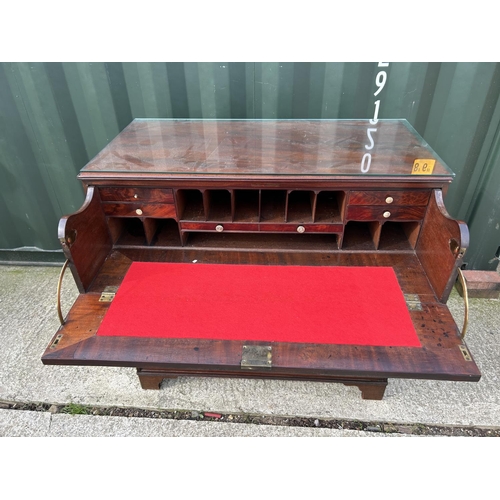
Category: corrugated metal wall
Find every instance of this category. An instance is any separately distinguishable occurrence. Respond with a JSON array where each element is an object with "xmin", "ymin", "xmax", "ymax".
[{"xmin": 1, "ymin": 62, "xmax": 499, "ymax": 269}]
